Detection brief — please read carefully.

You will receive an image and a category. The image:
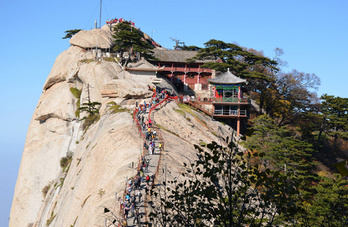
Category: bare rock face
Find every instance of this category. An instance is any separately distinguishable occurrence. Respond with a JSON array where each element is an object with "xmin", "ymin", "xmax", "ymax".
[
  {"xmin": 10, "ymin": 38, "xmax": 157, "ymax": 226},
  {"xmin": 69, "ymin": 25, "xmax": 113, "ymax": 49},
  {"xmin": 33, "ymin": 112, "xmax": 141, "ymax": 227},
  {"xmin": 43, "ymin": 45, "xmax": 93, "ymax": 91}
]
